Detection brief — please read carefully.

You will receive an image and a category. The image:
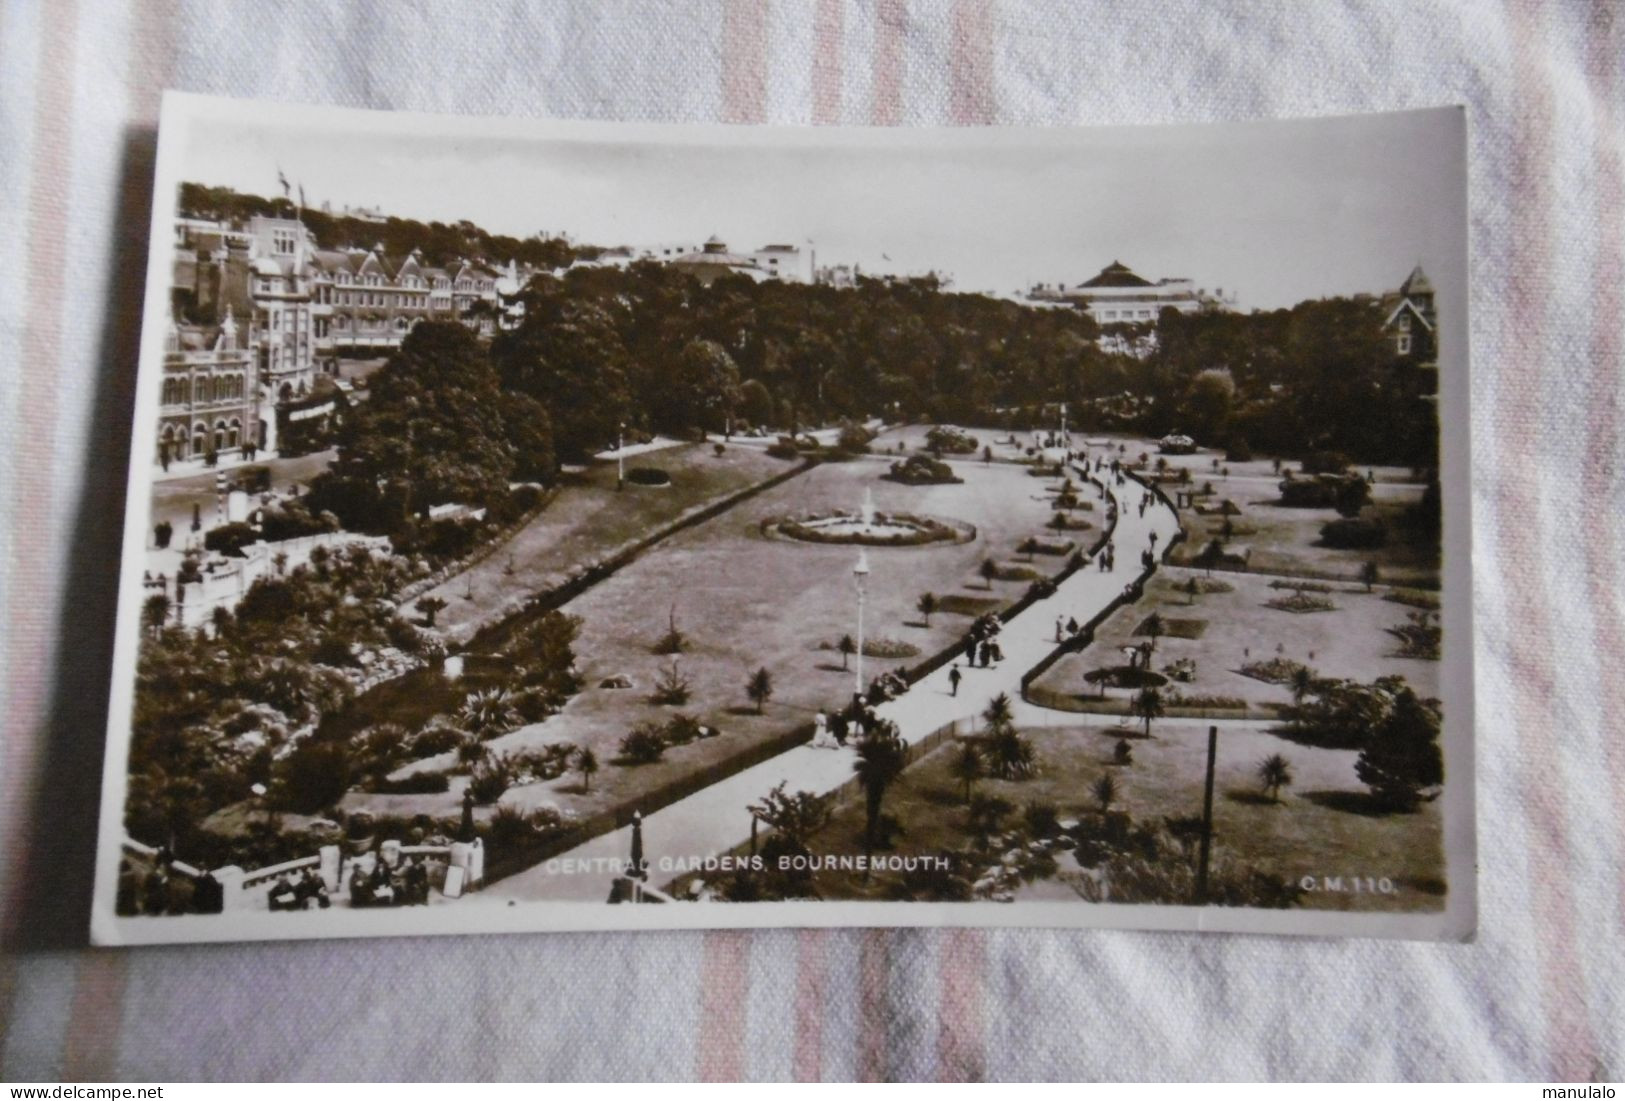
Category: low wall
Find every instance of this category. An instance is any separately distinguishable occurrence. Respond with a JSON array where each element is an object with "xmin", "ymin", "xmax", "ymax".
[{"xmin": 470, "ymin": 457, "xmax": 818, "ymax": 653}]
